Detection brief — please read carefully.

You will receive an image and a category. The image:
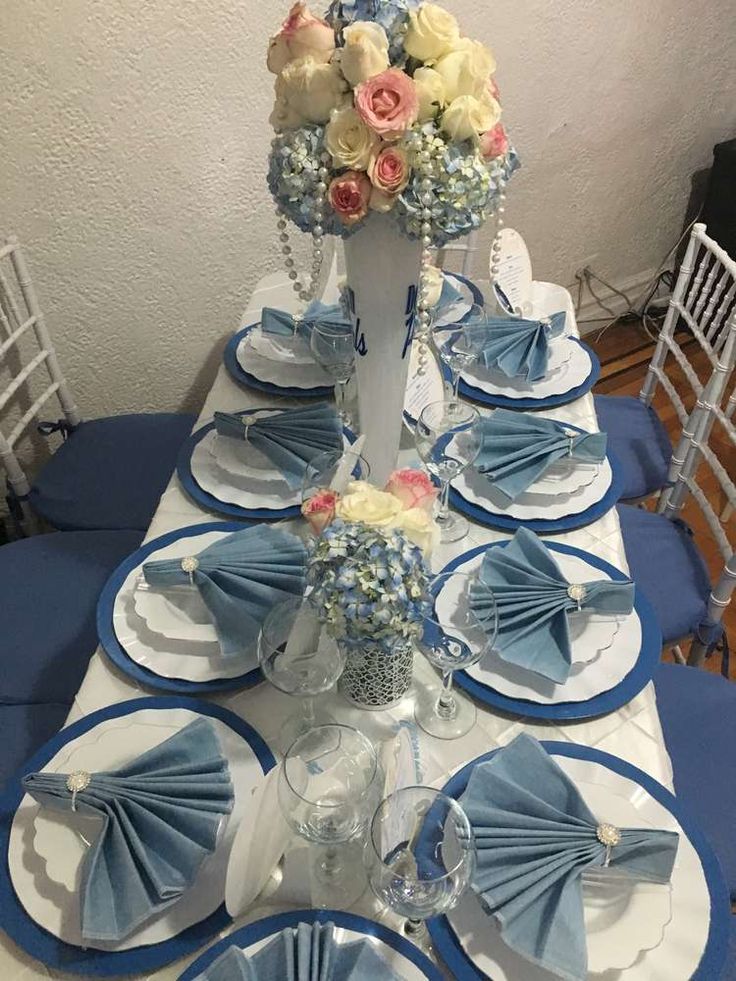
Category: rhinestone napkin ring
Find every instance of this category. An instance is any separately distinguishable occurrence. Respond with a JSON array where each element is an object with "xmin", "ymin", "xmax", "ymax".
[
  {"xmin": 567, "ymin": 583, "xmax": 587, "ymax": 609},
  {"xmin": 596, "ymin": 822, "xmax": 621, "ymax": 866},
  {"xmin": 181, "ymin": 555, "xmax": 199, "ymax": 584},
  {"xmin": 66, "ymin": 770, "xmax": 91, "ymax": 811}
]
